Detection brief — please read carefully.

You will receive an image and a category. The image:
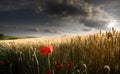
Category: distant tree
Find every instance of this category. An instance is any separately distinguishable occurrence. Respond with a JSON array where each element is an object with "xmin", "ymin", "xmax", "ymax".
[{"xmin": 0, "ymin": 33, "xmax": 4, "ymax": 39}]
